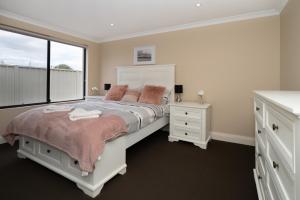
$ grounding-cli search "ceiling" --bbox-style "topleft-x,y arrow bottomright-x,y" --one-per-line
0,0 -> 287,43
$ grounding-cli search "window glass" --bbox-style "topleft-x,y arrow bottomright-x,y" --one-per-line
50,41 -> 84,102
0,30 -> 47,106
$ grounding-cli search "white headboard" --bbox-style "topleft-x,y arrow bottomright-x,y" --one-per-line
117,64 -> 175,102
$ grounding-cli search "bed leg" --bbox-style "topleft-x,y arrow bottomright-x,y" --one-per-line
17,151 -> 26,159
77,183 -> 103,198
118,167 -> 127,175
168,136 -> 179,142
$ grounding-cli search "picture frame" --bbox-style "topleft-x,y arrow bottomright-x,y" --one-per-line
133,46 -> 156,65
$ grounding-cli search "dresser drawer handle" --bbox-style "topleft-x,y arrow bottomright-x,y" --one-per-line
185,112 -> 188,115
47,149 -> 51,154
273,161 -> 279,169
257,153 -> 262,158
256,107 -> 260,111
74,160 -> 79,165
272,124 -> 279,131
258,175 -> 262,180
25,141 -> 30,145
257,130 -> 261,134
185,132 -> 188,136
185,122 -> 188,126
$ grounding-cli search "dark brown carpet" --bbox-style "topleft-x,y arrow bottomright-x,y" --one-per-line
0,131 -> 258,200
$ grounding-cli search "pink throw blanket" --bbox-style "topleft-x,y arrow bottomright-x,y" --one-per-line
3,108 -> 128,172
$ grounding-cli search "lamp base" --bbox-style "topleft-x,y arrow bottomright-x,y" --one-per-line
199,96 -> 204,104
176,94 -> 182,102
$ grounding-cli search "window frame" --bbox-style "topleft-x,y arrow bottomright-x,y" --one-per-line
0,28 -> 87,109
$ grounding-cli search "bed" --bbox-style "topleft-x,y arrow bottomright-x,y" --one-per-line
7,64 -> 175,198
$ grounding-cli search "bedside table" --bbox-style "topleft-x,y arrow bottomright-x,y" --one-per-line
168,102 -> 211,149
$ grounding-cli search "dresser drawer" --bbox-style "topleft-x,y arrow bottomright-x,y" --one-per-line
256,168 -> 266,200
257,155 -> 266,178
172,126 -> 200,140
171,106 -> 202,119
266,141 -> 294,200
265,170 -> 282,200
255,97 -> 265,126
38,143 -> 62,166
173,116 -> 201,129
266,105 -> 294,170
256,120 -> 266,150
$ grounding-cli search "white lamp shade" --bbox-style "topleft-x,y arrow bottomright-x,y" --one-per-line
198,90 -> 204,96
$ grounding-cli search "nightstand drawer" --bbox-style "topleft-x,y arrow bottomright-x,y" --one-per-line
173,117 -> 201,129
171,106 -> 202,119
173,126 -> 200,140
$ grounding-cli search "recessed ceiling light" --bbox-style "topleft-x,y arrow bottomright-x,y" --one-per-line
195,3 -> 201,7
110,23 -> 115,27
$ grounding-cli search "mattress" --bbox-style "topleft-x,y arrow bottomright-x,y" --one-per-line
84,98 -> 169,133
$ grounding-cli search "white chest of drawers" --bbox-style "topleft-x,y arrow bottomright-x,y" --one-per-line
254,91 -> 300,200
168,102 -> 211,149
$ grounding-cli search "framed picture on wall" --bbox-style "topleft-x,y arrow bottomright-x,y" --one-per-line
133,46 -> 156,65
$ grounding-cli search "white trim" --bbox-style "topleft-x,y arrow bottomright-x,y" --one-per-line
0,9 -> 99,43
0,136 -> 6,144
211,131 -> 255,146
99,9 -> 279,43
277,0 -> 289,13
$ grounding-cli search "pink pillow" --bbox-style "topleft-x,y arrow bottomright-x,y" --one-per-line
138,85 -> 166,105
121,89 -> 141,102
105,85 -> 128,101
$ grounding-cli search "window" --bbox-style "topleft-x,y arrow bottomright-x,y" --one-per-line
0,30 -> 48,107
0,29 -> 86,108
50,41 -> 84,102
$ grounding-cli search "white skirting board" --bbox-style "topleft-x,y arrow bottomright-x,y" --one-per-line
211,131 -> 255,146
0,136 -> 6,144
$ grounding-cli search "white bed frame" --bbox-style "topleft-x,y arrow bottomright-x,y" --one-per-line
17,64 -> 175,198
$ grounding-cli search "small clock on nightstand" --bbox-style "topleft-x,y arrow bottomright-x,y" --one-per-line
168,102 -> 211,149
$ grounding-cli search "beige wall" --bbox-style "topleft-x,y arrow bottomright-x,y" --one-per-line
99,16 -> 280,138
0,15 -> 281,139
0,16 -> 101,134
280,0 -> 300,90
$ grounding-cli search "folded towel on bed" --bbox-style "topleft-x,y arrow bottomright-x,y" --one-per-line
43,105 -> 73,113
69,108 -> 102,121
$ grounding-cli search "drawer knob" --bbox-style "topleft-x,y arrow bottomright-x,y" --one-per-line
256,107 -> 260,111
25,141 -> 30,145
185,122 -> 188,126
47,149 -> 51,153
258,153 -> 262,158
185,132 -> 188,136
258,175 -> 262,180
258,130 -> 261,134
74,160 -> 79,165
185,112 -> 188,115
272,124 -> 279,131
273,161 -> 279,169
